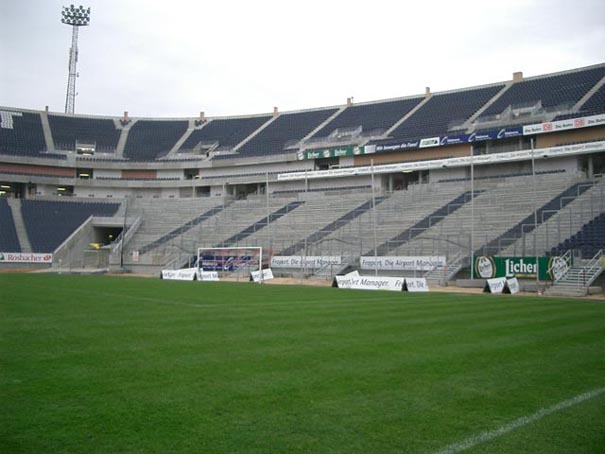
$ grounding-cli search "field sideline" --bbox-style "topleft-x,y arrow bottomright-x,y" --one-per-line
2,274 -> 604,453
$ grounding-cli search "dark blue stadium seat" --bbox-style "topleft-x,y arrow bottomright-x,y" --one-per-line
550,213 -> 605,258
311,97 -> 423,139
21,200 -> 120,253
481,66 -> 605,118
178,116 -> 271,153
0,110 -> 47,156
49,114 -> 120,152
388,85 -> 505,141
0,198 -> 21,252
123,120 -> 188,161
235,108 -> 339,157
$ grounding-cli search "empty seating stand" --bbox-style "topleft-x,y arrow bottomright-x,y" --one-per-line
387,84 -> 505,141
310,97 -> 423,139
279,197 -> 387,256
477,181 -> 595,256
235,108 -> 339,157
218,201 -> 305,246
49,114 -> 120,152
367,191 -> 480,256
178,116 -> 271,153
0,110 -> 47,157
21,200 -> 120,253
480,66 -> 605,118
123,120 -> 188,161
0,198 -> 21,252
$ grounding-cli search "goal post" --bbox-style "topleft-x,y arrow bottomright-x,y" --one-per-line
196,247 -> 263,282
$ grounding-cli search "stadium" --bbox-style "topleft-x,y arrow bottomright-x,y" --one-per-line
2,63 -> 605,295
2,4 -> 605,452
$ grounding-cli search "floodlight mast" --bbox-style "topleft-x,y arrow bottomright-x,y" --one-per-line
61,5 -> 91,114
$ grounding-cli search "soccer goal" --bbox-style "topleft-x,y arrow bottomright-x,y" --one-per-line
197,247 -> 263,281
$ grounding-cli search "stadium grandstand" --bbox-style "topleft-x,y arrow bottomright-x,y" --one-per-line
1,63 -> 605,295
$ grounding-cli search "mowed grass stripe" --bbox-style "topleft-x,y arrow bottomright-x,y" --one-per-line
2,274 -> 604,453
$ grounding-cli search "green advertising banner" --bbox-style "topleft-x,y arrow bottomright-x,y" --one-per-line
474,256 -> 571,281
299,146 -> 367,160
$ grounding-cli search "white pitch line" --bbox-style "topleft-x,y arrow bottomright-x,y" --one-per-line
434,387 -> 605,454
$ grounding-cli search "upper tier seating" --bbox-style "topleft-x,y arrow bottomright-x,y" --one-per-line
21,200 -> 120,253
123,120 -> 188,161
48,115 -> 120,152
578,84 -> 605,115
480,66 -> 605,118
0,198 -> 21,252
234,108 -> 339,157
387,85 -> 505,140
556,84 -> 605,119
310,97 -> 423,139
178,116 -> 271,153
0,110 -> 47,156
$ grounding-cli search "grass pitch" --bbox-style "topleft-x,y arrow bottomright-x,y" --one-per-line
2,274 -> 604,453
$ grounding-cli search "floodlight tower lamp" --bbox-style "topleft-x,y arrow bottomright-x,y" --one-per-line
61,5 -> 91,114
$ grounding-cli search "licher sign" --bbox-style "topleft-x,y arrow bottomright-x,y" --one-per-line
0,252 -> 53,264
474,256 -> 571,281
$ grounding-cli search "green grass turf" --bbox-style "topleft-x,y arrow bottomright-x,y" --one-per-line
1,274 -> 604,453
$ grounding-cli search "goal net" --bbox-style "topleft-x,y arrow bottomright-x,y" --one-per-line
197,247 -> 263,280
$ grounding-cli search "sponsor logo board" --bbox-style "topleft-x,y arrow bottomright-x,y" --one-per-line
404,278 -> 429,292
484,277 -> 507,293
271,256 -> 342,268
250,268 -> 274,283
161,268 -> 198,281
474,256 -> 572,281
334,272 -> 404,292
0,252 -> 53,264
360,256 -> 445,271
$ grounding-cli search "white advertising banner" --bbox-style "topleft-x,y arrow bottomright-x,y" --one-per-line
161,268 -> 198,281
360,256 -> 446,271
334,271 -> 404,292
523,113 -> 605,135
277,141 -> 605,181
270,256 -> 342,268
484,277 -> 507,294
199,271 -> 220,281
0,252 -> 53,264
404,278 -> 429,292
251,268 -> 274,283
505,277 -> 520,294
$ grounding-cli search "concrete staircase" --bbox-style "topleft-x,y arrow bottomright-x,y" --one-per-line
424,254 -> 468,286
545,250 -> 603,296
6,199 -> 32,252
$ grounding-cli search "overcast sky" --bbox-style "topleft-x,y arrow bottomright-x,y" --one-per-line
1,0 -> 604,118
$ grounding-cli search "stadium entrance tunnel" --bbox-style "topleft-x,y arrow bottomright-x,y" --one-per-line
92,226 -> 123,247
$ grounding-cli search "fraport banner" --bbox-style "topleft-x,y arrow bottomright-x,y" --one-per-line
298,145 -> 370,160
0,252 -> 53,264
161,268 -> 199,281
250,268 -> 274,283
332,271 -> 430,292
360,256 -> 446,271
333,271 -> 405,292
474,256 -> 570,281
483,277 -> 520,294
270,256 -> 342,269
161,269 -> 220,281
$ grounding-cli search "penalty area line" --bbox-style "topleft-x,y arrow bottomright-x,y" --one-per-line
434,387 -> 605,454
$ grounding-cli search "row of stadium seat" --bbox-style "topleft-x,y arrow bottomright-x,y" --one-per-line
3,65 -> 602,161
